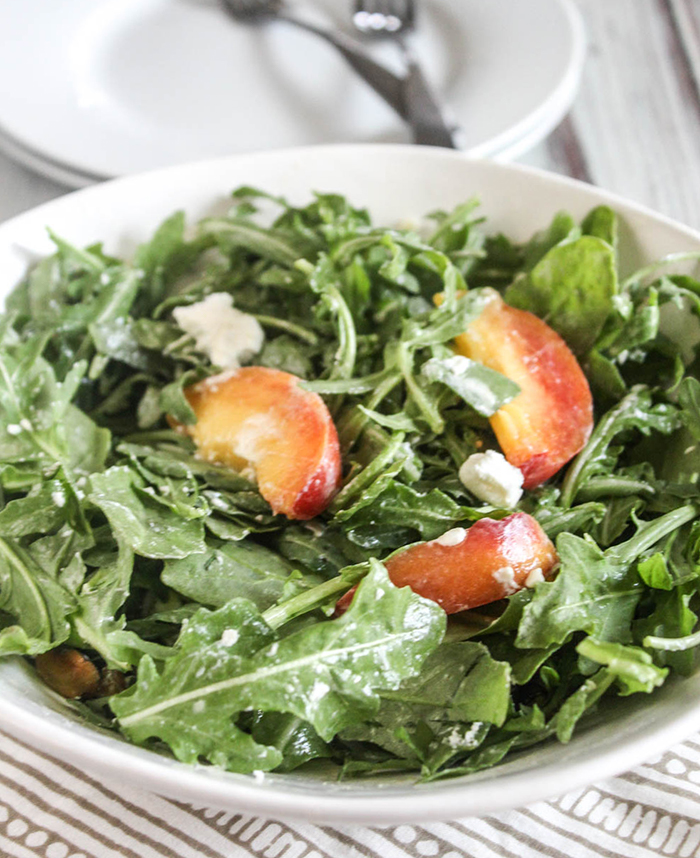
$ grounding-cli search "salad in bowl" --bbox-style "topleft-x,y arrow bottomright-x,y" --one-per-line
1,147 -> 700,821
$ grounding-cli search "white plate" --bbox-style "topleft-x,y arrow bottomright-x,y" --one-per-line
0,0 -> 585,184
1,145 -> 700,824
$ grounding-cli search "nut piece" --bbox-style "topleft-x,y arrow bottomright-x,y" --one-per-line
35,648 -> 100,699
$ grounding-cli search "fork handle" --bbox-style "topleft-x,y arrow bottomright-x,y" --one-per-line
279,13 -> 407,119
399,41 -> 461,149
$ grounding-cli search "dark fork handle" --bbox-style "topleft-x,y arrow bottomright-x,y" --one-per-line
399,40 -> 460,148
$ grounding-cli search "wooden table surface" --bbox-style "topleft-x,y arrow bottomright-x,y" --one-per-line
1,1 -> 699,232
524,0 -> 700,230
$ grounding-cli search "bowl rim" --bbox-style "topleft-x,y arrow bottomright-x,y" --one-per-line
2,143 -> 700,824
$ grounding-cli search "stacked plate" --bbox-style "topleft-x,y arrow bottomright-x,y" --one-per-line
0,0 -> 585,187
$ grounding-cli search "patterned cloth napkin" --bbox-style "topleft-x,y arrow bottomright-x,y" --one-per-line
2,730 -> 700,858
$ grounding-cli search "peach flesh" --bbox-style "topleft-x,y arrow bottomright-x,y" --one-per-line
336,513 -> 558,616
181,366 -> 341,520
455,292 -> 593,488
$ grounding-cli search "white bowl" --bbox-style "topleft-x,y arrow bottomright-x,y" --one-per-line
1,145 -> 700,824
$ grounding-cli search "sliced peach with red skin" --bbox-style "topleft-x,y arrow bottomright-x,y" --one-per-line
454,291 -> 593,488
336,513 -> 558,615
179,366 -> 341,520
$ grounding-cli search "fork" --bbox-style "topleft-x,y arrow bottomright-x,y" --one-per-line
352,0 -> 460,148
220,0 -> 407,119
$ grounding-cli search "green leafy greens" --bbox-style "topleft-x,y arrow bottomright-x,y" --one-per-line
1,189 -> 700,782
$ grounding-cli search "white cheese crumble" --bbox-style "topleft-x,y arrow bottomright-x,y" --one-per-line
434,527 -> 467,547
51,491 -> 66,508
172,292 -> 264,368
525,567 -> 545,588
220,628 -> 240,646
458,449 -> 523,508
445,722 -> 484,749
19,418 -> 33,432
493,565 -> 518,593
6,424 -> 21,436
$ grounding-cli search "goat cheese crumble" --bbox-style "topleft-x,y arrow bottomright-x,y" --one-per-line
173,292 -> 264,369
458,449 -> 523,508
433,527 -> 468,547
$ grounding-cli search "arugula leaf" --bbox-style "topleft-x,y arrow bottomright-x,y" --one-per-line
340,481 -> 491,546
341,641 -> 508,771
679,377 -> 700,440
249,712 -> 331,772
112,599 -> 283,771
506,235 -> 617,355
162,540 -> 315,611
113,561 -> 445,755
0,537 -> 75,654
561,386 -> 680,507
421,354 -> 520,417
582,205 -> 618,249
518,505 -> 699,650
380,641 -> 511,726
549,671 -> 614,742
89,467 -> 207,559
0,481 -> 68,537
516,534 -> 641,648
522,211 -> 578,271
637,553 -> 674,590
70,541 -> 137,669
202,218 -> 303,267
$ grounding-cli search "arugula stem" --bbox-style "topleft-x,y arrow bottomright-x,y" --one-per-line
336,371 -> 403,450
577,477 -> 654,501
561,387 -> 646,508
622,251 -> 700,289
427,198 -> 480,247
120,429 -> 186,445
396,344 -> 444,434
329,433 -> 406,514
162,333 -> 195,355
326,284 -> 357,381
302,368 -> 398,396
608,503 -> 699,566
261,569 -> 366,631
644,629 -> 700,651
252,315 -> 319,345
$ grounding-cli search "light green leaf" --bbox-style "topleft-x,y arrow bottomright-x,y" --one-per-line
577,638 -> 668,695
421,354 -> 520,417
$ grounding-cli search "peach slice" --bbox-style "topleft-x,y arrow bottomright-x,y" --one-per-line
336,513 -> 558,615
455,291 -> 593,488
180,367 -> 341,520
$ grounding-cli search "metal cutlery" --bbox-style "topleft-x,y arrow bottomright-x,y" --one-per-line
352,0 -> 460,148
220,0 -> 407,118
